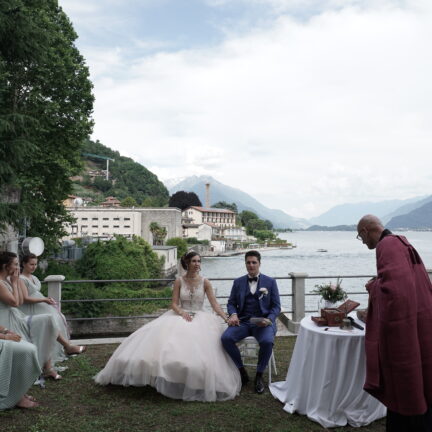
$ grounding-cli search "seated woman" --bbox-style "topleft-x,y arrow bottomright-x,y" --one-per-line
19,253 -> 85,361
0,252 -> 62,380
94,251 -> 241,402
0,326 -> 40,409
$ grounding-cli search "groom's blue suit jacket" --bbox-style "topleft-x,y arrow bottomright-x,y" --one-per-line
227,273 -> 281,333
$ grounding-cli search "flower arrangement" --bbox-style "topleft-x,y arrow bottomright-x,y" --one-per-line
312,278 -> 347,303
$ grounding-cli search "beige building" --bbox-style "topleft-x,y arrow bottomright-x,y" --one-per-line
182,206 -> 236,228
64,207 -> 182,245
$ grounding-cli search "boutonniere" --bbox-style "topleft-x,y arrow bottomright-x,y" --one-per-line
259,287 -> 268,300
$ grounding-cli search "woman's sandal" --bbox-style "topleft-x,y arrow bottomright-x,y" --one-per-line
43,367 -> 62,380
66,345 -> 87,356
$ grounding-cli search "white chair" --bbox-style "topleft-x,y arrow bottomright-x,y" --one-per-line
237,336 -> 278,383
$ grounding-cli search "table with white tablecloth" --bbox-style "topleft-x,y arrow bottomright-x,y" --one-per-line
270,315 -> 386,428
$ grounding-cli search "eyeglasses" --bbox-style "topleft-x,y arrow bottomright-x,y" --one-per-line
356,227 -> 366,241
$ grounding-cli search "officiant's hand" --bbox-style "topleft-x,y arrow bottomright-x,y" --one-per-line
227,314 -> 240,326
256,318 -> 271,327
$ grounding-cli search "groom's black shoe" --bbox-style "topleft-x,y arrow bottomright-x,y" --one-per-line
239,367 -> 249,386
254,373 -> 265,394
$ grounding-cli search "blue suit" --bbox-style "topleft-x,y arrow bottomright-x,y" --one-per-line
221,274 -> 281,373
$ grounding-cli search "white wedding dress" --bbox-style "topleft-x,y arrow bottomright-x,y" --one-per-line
94,276 -> 241,401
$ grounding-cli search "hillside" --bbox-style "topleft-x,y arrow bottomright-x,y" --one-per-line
73,140 -> 169,206
386,201 -> 432,229
382,195 -> 432,224
309,196 -> 425,226
167,175 -> 308,229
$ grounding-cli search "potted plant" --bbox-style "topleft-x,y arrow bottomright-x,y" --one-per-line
313,278 -> 347,309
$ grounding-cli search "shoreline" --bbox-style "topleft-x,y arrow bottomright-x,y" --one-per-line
201,247 -> 282,257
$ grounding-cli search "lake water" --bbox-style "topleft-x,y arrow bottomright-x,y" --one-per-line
202,231 -> 432,312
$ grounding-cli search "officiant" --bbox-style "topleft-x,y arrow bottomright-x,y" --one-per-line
357,215 -> 432,432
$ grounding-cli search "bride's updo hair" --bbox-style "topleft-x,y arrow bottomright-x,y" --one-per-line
180,251 -> 200,270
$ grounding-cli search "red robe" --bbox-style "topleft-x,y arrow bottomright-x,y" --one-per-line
365,234 -> 432,415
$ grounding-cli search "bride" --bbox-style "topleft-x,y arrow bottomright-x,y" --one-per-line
94,251 -> 241,401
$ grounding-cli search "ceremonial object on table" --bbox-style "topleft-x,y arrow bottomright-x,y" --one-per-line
311,299 -> 360,327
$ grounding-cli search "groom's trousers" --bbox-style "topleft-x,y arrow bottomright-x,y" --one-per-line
221,322 -> 274,373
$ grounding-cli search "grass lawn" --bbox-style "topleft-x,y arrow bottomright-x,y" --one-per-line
0,337 -> 385,432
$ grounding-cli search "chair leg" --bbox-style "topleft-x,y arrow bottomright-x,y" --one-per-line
272,351 -> 278,376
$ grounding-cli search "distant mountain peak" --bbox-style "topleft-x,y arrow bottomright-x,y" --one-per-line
165,175 -> 309,229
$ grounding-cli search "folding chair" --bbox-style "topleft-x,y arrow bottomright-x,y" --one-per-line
237,336 -> 277,383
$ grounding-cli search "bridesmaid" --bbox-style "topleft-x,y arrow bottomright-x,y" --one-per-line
0,326 -> 40,409
0,251 -> 61,380
19,253 -> 85,360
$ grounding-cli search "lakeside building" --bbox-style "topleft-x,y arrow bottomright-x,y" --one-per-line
182,206 -> 236,227
153,245 -> 177,277
64,207 -> 182,246
181,206 -> 249,247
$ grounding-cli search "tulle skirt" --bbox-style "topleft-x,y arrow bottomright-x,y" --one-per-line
94,310 -> 241,402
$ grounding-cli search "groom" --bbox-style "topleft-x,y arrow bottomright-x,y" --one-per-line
221,250 -> 281,394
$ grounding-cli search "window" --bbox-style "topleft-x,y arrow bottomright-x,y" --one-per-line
103,217 -> 109,221
103,225 -> 109,228
124,217 -> 130,221
92,225 -> 98,228
124,225 -> 131,228
92,217 -> 98,220
113,225 -> 120,228
81,225 -> 88,228
81,218 -> 88,221
113,217 -> 120,221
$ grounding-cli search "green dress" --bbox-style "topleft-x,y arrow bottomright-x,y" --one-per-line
0,280 -> 58,366
19,275 -> 69,363
0,339 -> 40,410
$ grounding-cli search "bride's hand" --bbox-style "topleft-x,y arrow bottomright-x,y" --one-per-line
181,312 -> 193,322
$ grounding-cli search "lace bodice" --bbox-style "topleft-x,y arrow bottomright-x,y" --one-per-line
179,276 -> 205,312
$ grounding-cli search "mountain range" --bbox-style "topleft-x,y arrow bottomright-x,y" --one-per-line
167,175 -> 309,229
166,175 -> 432,230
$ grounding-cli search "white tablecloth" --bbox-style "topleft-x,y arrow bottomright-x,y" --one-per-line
270,315 -> 386,428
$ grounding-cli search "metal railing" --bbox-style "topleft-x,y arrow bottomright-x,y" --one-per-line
44,270 -> 432,334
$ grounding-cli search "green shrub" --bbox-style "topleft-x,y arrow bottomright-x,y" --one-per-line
166,237 -> 188,258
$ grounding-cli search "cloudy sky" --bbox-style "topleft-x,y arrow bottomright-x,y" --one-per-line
60,0 -> 432,219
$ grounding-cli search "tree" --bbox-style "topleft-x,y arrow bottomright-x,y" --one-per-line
169,191 -> 202,211
0,1 -> 94,252
253,230 -> 276,242
166,237 -> 188,258
246,218 -> 269,235
76,236 -> 163,282
120,196 -> 138,207
149,222 -> 167,246
212,201 -> 238,213
239,210 -> 259,226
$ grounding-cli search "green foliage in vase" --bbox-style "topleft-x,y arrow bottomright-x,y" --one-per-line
0,0 -> 94,252
312,278 -> 347,302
